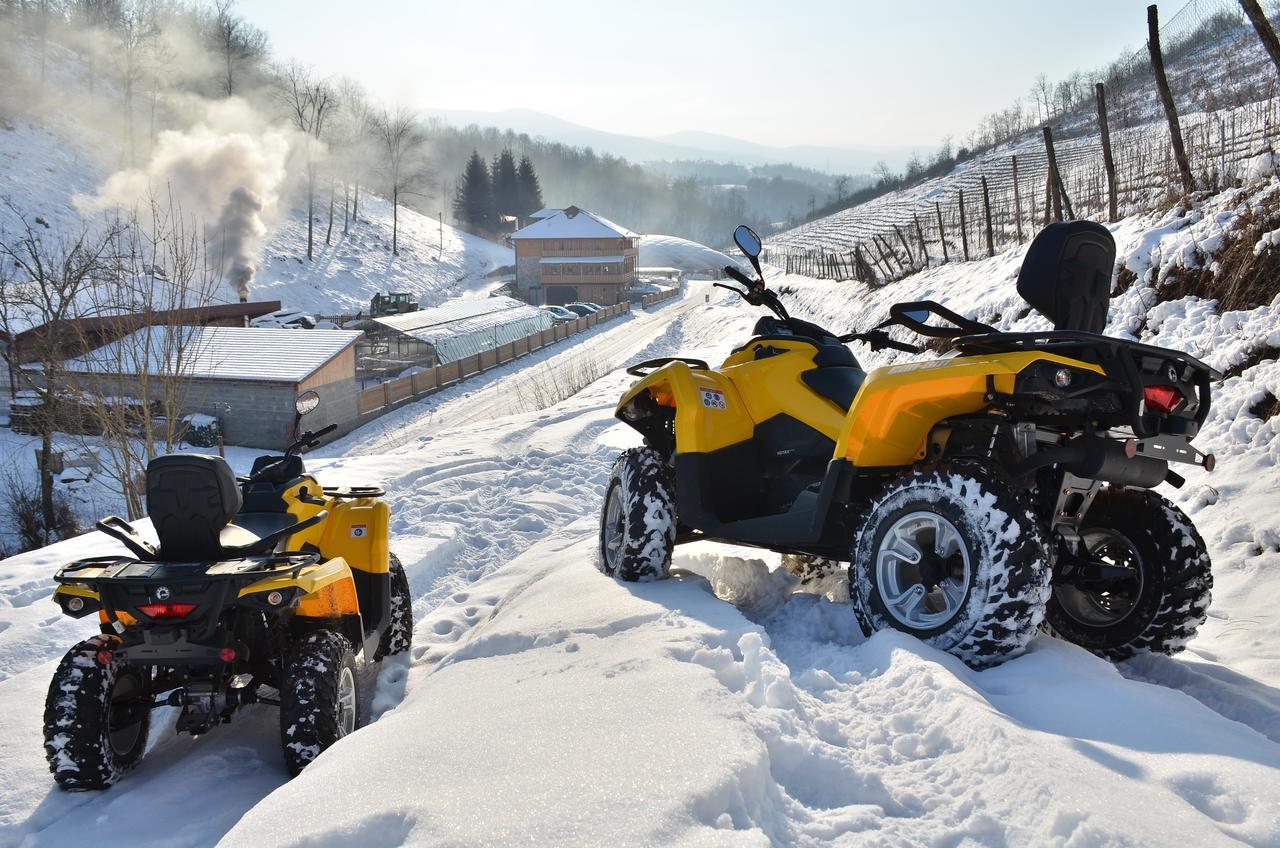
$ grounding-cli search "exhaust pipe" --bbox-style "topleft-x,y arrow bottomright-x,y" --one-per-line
1018,436 -> 1167,488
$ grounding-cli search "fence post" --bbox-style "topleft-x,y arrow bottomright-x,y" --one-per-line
1148,4 -> 1195,195
1241,0 -> 1280,85
958,189 -> 971,261
980,176 -> 995,258
913,213 -> 929,266
1095,83 -> 1119,222
1042,126 -> 1066,221
1011,155 -> 1025,242
893,224 -> 915,269
935,202 -> 949,263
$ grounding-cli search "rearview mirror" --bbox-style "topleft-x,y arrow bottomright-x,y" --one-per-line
295,390 -> 320,416
734,225 -> 762,259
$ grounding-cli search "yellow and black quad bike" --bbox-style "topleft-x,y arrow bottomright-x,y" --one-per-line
600,222 -> 1217,668
43,391 -> 413,789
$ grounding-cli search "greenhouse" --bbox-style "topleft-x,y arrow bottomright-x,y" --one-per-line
357,296 -> 553,383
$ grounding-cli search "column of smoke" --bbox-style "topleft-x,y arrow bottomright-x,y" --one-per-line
77,100 -> 292,304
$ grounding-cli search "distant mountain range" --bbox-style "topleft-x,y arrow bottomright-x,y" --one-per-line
425,109 -> 919,176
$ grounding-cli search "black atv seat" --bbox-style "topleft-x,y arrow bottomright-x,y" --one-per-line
1017,220 -> 1115,333
803,367 -> 865,411
146,454 -> 242,562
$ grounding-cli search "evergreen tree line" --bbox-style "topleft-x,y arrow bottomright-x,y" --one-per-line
452,148 -> 543,234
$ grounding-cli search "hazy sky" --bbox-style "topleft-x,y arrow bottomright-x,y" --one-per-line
239,0 -> 1161,151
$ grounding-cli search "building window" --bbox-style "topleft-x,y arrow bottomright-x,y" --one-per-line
544,265 -> 561,277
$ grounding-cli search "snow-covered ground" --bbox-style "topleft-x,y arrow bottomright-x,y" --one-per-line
2,167 -> 1280,844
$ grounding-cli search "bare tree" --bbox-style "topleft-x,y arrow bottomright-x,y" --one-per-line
212,0 -> 265,97
278,62 -> 335,261
372,105 -> 432,256
334,78 -> 374,232
78,197 -> 222,518
0,204 -> 120,542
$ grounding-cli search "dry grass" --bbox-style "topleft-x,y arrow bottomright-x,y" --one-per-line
512,357 -> 610,413
1249,391 -> 1280,423
1156,195 -> 1280,312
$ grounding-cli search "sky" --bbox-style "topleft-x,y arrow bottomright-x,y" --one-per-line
239,0 -> 1164,153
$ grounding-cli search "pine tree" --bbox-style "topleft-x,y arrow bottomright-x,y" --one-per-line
452,149 -> 492,233
491,148 -> 519,220
516,155 -> 543,218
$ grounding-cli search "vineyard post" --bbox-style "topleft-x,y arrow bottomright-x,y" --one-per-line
1042,126 -> 1064,222
913,213 -> 929,266
874,234 -> 901,275
1240,0 -> 1280,84
981,176 -> 995,257
1011,155 -> 1025,242
935,202 -> 949,263
1096,82 -> 1118,222
1148,4 -> 1195,195
958,189 -> 971,261
893,224 -> 915,268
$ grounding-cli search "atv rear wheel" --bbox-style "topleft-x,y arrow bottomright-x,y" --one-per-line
43,641 -> 151,790
374,552 -> 413,661
598,447 -> 676,582
280,630 -> 359,776
850,464 -> 1052,668
1045,489 -> 1212,660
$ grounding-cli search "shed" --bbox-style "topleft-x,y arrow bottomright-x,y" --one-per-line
358,296 -> 553,383
50,326 -> 364,449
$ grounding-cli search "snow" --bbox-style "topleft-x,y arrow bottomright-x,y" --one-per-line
639,233 -> 747,275
46,326 -> 363,383
509,205 -> 636,240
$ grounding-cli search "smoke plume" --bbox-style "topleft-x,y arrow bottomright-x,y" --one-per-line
77,99 -> 292,302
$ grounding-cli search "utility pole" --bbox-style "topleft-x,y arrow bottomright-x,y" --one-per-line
438,211 -> 443,260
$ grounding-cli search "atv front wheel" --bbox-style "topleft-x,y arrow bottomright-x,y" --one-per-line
280,630 -> 359,776
1045,489 -> 1212,660
850,465 -> 1052,668
374,552 -> 413,661
43,641 -> 151,790
598,447 -> 676,582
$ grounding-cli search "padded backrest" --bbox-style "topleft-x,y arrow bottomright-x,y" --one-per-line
146,454 -> 242,561
1016,221 -> 1115,333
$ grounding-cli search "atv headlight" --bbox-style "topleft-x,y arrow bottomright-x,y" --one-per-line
1053,368 -> 1073,388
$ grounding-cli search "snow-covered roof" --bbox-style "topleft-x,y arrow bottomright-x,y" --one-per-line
369,296 -> 554,364
509,206 -> 636,241
638,234 -> 745,274
52,326 -> 363,383
528,207 -> 561,220
540,255 -> 625,264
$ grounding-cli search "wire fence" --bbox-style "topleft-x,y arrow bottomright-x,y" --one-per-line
766,0 -> 1280,283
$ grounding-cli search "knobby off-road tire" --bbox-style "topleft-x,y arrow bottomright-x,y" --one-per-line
598,447 -> 676,582
43,641 -> 151,790
280,630 -> 359,776
850,464 -> 1053,668
1045,489 -> 1212,661
374,552 -> 413,661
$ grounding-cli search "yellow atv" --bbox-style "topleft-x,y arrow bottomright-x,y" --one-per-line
44,391 -> 413,788
601,222 -> 1216,667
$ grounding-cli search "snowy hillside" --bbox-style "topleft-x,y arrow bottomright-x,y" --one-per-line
2,161 -> 1280,844
0,117 -> 512,316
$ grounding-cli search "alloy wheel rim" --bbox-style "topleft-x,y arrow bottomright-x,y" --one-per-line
1055,528 -> 1145,627
874,511 -> 972,629
337,666 -> 357,737
603,485 -> 625,569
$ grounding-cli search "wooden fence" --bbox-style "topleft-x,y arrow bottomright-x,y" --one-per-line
355,301 -> 633,418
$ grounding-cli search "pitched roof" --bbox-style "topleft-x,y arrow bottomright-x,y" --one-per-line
509,206 -> 636,241
367,296 -> 553,364
370,296 -> 531,334
53,326 -> 363,383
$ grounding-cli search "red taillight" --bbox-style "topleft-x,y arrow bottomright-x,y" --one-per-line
219,647 -> 237,663
1143,384 -> 1183,415
136,602 -> 197,619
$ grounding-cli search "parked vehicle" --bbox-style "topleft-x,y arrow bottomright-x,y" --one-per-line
600,223 -> 1216,668
542,305 -> 577,323
564,303 -> 599,316
43,391 -> 414,788
370,292 -> 419,317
